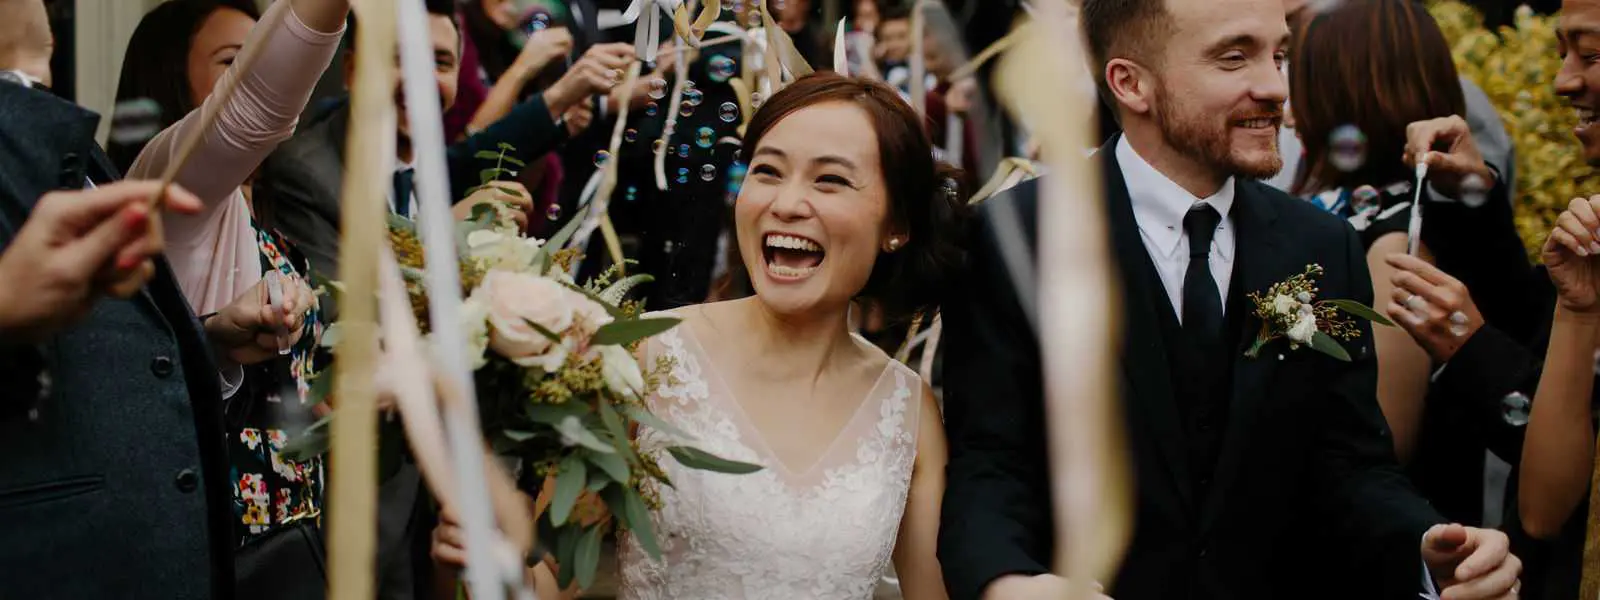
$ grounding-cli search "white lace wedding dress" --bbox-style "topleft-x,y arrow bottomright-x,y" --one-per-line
617,323 -> 923,599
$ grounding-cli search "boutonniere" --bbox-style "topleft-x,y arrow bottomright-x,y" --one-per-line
1245,264 -> 1394,361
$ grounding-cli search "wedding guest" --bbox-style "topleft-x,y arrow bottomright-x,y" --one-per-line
108,0 -> 261,174
1287,0 -> 1541,531
253,2 -> 629,290
117,0 -> 349,595
1514,197 -> 1600,599
0,0 -> 52,88
938,0 -> 1521,598
0,4 -> 315,598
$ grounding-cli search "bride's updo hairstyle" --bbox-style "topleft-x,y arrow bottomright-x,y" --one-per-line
738,72 -> 970,322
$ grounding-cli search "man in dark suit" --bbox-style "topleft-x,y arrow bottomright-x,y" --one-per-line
936,0 -> 1522,599
0,10 -> 230,594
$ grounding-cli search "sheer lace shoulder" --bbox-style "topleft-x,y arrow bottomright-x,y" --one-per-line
619,324 -> 923,599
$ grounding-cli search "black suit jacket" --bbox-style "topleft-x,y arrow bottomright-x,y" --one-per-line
938,137 -> 1444,600
0,83 -> 232,600
254,94 -> 565,294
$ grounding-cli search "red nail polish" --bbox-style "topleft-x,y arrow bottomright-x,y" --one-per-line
122,205 -> 149,230
116,254 -> 140,270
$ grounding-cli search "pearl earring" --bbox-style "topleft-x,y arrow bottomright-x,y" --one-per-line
886,238 -> 902,252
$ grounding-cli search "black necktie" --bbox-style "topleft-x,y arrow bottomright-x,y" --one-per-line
392,169 -> 414,218
1182,204 -> 1224,349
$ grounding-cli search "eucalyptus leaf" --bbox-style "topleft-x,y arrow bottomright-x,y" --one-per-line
667,446 -> 764,474
587,477 -> 611,493
474,150 -> 503,160
281,414 -> 334,461
586,447 -> 631,483
574,525 -> 602,590
622,487 -> 662,560
551,455 -> 587,526
553,521 -> 579,589
503,429 -> 537,442
468,202 -> 497,224
525,402 -> 590,426
497,142 -> 515,152
521,318 -> 564,344
1324,298 -> 1396,327
306,370 -> 336,406
1309,331 -> 1353,362
399,265 -> 426,282
386,212 -> 417,232
598,399 -> 642,466
501,155 -> 527,168
556,416 -> 618,454
592,317 -> 681,346
624,406 -> 695,442
480,167 -> 512,182
565,283 -> 627,320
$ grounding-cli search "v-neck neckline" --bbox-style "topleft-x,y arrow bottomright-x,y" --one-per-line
675,322 -> 895,480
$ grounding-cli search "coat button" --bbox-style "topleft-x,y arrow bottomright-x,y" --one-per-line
150,356 -> 175,378
174,468 -> 198,493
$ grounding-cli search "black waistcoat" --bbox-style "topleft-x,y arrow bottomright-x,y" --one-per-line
1143,261 -> 1247,498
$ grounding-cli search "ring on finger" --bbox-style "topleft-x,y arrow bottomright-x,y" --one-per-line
1405,294 -> 1427,313
1448,311 -> 1468,325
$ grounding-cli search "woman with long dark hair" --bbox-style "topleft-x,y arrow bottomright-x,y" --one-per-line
113,1 -> 348,594
1290,0 -> 1538,479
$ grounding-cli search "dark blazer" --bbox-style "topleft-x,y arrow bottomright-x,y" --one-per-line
254,93 -> 566,289
0,84 -> 233,599
937,136 -> 1444,600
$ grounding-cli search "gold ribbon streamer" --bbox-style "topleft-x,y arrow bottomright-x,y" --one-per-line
596,62 -> 645,275
968,157 -> 1041,205
329,0 -> 392,597
994,2 -> 1131,596
947,22 -> 1030,84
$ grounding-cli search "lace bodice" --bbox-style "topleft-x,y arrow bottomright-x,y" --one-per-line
618,323 -> 922,599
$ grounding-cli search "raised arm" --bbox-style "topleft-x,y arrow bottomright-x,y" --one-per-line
130,0 -> 344,312
894,380 -> 950,600
1518,197 -> 1600,539
1366,235 -> 1436,464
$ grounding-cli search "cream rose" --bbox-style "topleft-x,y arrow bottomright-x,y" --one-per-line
459,294 -> 492,370
466,229 -> 544,272
1287,314 -> 1318,344
481,270 -> 581,369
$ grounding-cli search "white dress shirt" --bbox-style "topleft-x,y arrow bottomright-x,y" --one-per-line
1116,136 -> 1236,322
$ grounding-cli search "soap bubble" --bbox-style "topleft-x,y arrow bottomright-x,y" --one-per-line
109,98 -> 163,146
1350,185 -> 1380,211
701,164 -> 718,181
696,127 -> 715,148
684,88 -> 704,107
625,186 -> 638,202
726,161 -> 748,194
678,144 -> 691,158
592,150 -> 611,167
652,139 -> 666,154
1501,392 -> 1531,426
526,13 -> 551,33
647,78 -> 668,100
644,102 -> 658,117
1328,124 -> 1367,172
719,102 -> 740,123
624,128 -> 638,143
679,102 -> 695,118
709,55 -> 738,82
545,203 -> 561,221
1459,173 -> 1489,208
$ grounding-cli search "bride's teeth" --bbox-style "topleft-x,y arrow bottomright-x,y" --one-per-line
764,234 -> 822,252
768,264 -> 819,277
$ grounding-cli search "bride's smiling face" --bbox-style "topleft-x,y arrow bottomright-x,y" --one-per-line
735,101 -> 895,316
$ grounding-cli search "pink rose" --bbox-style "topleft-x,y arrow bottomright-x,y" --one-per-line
481,270 -> 582,368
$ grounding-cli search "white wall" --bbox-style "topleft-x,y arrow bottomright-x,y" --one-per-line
76,0 -> 167,145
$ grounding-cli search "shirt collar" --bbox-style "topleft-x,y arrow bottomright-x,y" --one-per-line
1116,135 -> 1236,258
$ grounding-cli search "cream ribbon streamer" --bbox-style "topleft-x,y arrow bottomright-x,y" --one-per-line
994,2 -> 1132,596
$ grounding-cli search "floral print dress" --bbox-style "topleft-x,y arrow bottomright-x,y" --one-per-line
226,223 -> 326,547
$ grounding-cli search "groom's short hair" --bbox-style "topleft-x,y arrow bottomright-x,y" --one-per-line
1081,0 -> 1174,118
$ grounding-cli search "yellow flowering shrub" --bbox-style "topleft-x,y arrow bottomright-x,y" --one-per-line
1428,1 -> 1598,258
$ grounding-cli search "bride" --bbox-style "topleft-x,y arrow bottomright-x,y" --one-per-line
618,73 -> 964,599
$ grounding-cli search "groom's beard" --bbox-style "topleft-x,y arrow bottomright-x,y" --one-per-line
1154,84 -> 1284,180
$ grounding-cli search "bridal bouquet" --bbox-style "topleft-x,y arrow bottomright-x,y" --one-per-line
290,151 -> 760,589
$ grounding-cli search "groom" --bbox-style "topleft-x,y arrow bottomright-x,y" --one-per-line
937,0 -> 1522,599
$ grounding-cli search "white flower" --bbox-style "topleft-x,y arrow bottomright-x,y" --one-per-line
1296,291 -> 1312,303
1287,314 -> 1318,344
466,229 -> 545,272
460,294 -> 492,370
1297,302 -> 1315,319
1272,294 -> 1297,316
594,344 -> 645,399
